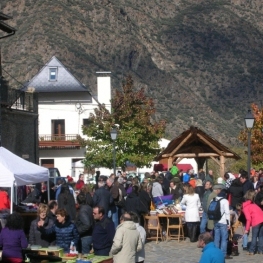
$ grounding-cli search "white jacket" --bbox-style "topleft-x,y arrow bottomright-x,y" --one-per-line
215,197 -> 230,227
180,193 -> 201,222
110,221 -> 142,263
152,182 -> 163,198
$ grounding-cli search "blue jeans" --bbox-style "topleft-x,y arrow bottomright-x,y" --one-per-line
214,222 -> 228,257
200,211 -> 208,233
108,205 -> 119,229
249,223 -> 263,253
81,235 -> 92,254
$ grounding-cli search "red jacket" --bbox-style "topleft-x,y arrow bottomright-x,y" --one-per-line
0,191 -> 10,209
75,180 -> 85,190
242,200 -> 263,231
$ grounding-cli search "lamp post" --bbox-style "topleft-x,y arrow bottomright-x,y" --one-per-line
110,127 -> 118,175
244,110 -> 255,178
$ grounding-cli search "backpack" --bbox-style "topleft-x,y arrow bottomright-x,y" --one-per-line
207,197 -> 224,220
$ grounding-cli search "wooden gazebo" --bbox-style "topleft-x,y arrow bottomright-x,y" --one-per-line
155,126 -> 241,177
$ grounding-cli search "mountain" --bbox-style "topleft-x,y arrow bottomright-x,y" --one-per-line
1,0 -> 263,145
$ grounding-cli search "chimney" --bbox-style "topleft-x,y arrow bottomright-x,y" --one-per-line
96,72 -> 111,113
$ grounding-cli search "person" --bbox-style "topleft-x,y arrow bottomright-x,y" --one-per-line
251,175 -> 260,190
204,170 -> 214,184
29,204 -> 55,247
95,170 -> 100,186
151,176 -> 164,198
92,206 -> 115,256
76,174 -> 85,190
197,232 -> 225,263
57,184 -> 76,221
183,170 -> 191,183
93,181 -> 113,215
125,185 -> 147,217
198,168 -> 206,183
211,184 -> 231,259
22,183 -> 42,204
79,184 -> 93,207
227,178 -> 243,210
168,180 -> 181,202
240,171 -> 254,196
40,181 -> 56,204
0,213 -> 28,263
75,192 -> 93,254
195,179 -> 204,200
0,187 -> 10,210
255,184 -> 263,210
180,184 -> 201,242
130,212 -> 146,263
242,189 -> 263,255
170,162 -> 179,177
159,173 -> 169,195
47,200 -> 58,221
110,212 -> 142,263
224,172 -> 235,189
55,182 -> 77,203
37,208 -> 79,253
107,177 -> 121,228
200,181 -> 213,233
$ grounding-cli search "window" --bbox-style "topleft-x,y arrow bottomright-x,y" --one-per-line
83,118 -> 92,127
49,68 -> 57,81
51,119 -> 65,136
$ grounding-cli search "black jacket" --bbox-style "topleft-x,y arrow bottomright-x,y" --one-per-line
255,191 -> 263,210
57,193 -> 76,221
138,190 -> 151,212
75,204 -> 93,237
242,180 -> 254,196
125,192 -> 147,215
228,185 -> 243,208
93,187 -> 113,214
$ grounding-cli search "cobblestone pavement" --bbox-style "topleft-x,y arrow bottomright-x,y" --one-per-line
144,237 -> 263,263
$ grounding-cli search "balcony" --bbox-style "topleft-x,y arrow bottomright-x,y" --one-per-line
39,134 -> 81,149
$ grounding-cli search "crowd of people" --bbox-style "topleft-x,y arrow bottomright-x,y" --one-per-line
0,166 -> 263,263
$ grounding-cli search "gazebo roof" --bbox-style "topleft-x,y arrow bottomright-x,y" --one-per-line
155,126 -> 240,162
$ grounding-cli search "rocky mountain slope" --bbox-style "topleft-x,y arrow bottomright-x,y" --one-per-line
1,0 -> 263,145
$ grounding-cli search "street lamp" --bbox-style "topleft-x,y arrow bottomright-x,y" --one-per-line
110,127 -> 118,175
244,110 -> 255,178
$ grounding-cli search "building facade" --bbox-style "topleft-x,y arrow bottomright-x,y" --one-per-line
23,56 -> 111,178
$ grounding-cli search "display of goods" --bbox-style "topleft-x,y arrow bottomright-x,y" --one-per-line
170,206 -> 178,214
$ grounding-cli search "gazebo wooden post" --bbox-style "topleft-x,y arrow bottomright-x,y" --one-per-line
168,157 -> 173,170
220,155 -> 225,178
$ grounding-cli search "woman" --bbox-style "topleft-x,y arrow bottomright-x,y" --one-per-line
57,184 -> 76,221
180,184 -> 201,242
38,208 -> 79,253
29,204 -> 55,247
169,180 -> 181,202
0,213 -> 28,263
139,182 -> 151,212
76,174 -> 85,191
79,184 -> 93,207
75,193 -> 93,254
242,190 -> 263,255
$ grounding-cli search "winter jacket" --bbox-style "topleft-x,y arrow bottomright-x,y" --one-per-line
57,193 -> 76,221
180,193 -> 201,222
75,204 -> 93,237
183,173 -> 190,183
199,242 -> 225,263
110,221 -> 142,263
228,184 -> 243,208
0,191 -> 10,209
0,228 -> 28,261
92,216 -> 115,251
151,182 -> 163,198
138,190 -> 151,212
255,190 -> 263,210
38,216 -> 79,253
201,189 -> 212,213
195,186 -> 205,201
29,216 -> 55,247
242,200 -> 263,231
93,187 -> 113,214
124,193 -> 147,215
242,180 -> 254,196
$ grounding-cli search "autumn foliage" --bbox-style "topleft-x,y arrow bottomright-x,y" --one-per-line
239,103 -> 263,165
81,75 -> 166,170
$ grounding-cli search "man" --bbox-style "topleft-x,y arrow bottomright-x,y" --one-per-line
204,170 -> 214,184
224,172 -> 235,189
198,168 -> 206,182
75,174 -> 85,190
197,232 -> 225,263
107,177 -> 120,229
47,200 -> 58,221
92,206 -> 115,256
200,181 -> 213,233
211,184 -> 231,259
93,181 -> 113,215
130,212 -> 146,263
240,171 -> 254,196
110,212 -> 142,263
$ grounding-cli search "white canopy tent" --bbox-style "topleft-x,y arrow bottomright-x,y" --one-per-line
0,147 -> 49,213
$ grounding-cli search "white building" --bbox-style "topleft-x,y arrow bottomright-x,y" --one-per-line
23,56 -> 111,179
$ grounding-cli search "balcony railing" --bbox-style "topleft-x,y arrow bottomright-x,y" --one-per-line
39,134 -> 81,149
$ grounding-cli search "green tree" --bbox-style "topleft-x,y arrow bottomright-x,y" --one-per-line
81,75 -> 166,170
